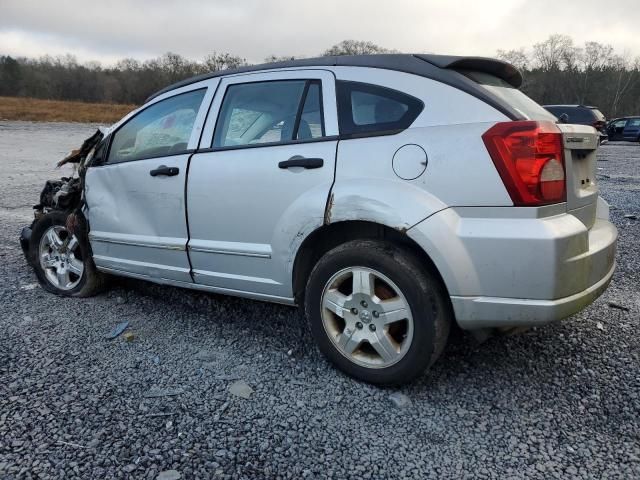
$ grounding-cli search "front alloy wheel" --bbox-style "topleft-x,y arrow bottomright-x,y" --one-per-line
28,211 -> 106,297
39,225 -> 84,290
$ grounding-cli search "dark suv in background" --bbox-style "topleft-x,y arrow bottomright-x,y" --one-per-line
606,117 -> 640,142
543,105 -> 607,142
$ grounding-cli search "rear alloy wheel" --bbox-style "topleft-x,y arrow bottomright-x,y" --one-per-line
305,240 -> 451,385
321,267 -> 414,369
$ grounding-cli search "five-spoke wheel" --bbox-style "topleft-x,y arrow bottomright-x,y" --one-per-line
29,211 -> 105,297
39,225 -> 84,290
321,267 -> 413,368
306,239 -> 451,385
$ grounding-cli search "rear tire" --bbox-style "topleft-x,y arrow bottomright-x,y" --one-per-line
28,211 -> 106,297
304,240 -> 451,385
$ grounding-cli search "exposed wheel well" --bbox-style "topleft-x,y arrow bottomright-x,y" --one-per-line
292,220 -> 449,305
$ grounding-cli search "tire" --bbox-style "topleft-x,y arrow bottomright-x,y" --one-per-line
28,211 -> 106,297
304,239 -> 451,385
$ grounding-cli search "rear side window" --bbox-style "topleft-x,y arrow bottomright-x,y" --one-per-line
628,118 -> 640,127
336,81 -> 423,137
108,89 -> 205,164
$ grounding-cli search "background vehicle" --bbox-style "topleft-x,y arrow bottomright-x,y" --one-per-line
543,104 -> 608,142
606,116 -> 640,142
21,54 -> 618,385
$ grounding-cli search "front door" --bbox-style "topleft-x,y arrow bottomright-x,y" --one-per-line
85,84 -> 214,282
609,119 -> 628,141
187,70 -> 339,300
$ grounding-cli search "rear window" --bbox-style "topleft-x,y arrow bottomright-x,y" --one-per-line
461,71 -> 556,121
544,106 -> 604,123
564,107 -> 596,123
336,81 -> 423,137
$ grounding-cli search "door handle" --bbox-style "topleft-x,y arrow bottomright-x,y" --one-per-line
150,165 -> 180,177
278,157 -> 324,169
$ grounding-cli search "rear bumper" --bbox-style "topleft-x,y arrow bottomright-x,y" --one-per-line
408,200 -> 617,329
449,261 -> 615,329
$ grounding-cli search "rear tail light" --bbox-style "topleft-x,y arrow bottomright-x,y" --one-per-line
482,121 -> 566,206
593,120 -> 606,130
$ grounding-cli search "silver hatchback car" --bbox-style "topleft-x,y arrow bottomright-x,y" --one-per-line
21,54 -> 618,384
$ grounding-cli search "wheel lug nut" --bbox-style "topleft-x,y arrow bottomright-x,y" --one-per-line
369,324 -> 376,332
351,308 -> 358,315
372,311 -> 379,318
361,300 -> 368,308
355,322 -> 363,330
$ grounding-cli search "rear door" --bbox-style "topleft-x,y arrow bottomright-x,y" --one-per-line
85,82 -> 215,282
623,118 -> 640,141
187,70 -> 338,300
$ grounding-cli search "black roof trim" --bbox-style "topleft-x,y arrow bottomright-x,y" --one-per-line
543,104 -> 599,109
145,54 -> 525,120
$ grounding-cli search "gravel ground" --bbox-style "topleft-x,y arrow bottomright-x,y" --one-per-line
1,121 -> 639,479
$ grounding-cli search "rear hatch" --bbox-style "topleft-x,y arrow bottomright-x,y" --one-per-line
461,70 -> 600,228
556,124 -> 599,228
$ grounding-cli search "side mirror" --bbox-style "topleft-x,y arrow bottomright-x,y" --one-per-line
558,113 -> 569,124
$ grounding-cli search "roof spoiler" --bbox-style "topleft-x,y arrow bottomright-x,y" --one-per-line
414,54 -> 523,88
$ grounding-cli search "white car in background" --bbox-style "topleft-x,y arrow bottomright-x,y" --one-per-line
21,54 -> 618,384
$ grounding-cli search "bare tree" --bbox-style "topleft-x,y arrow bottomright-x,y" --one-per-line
322,40 -> 396,56
263,55 -> 297,64
202,52 -> 246,72
578,42 -> 614,103
496,48 -> 529,72
532,34 -> 575,71
608,54 -> 640,116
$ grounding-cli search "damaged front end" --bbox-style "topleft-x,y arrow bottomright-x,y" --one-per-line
20,128 -> 106,262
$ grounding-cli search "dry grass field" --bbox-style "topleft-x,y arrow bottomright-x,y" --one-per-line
0,96 -> 136,123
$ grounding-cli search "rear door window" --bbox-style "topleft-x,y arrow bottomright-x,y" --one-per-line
108,89 -> 206,164
297,82 -> 325,140
213,80 -> 324,148
336,81 -> 423,137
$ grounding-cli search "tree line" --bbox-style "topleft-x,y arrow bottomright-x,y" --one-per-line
1,36 -> 639,117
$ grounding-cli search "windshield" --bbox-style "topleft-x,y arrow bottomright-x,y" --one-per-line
461,70 -> 556,121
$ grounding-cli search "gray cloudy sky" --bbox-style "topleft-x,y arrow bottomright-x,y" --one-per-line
1,0 -> 639,65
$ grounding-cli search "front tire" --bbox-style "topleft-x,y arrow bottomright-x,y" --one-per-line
28,211 -> 105,297
305,240 -> 451,385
